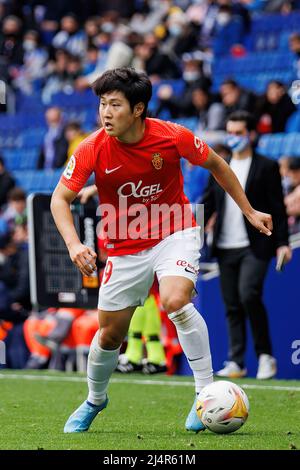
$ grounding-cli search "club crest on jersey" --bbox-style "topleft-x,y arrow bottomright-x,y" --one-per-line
152,152 -> 163,170
64,155 -> 76,179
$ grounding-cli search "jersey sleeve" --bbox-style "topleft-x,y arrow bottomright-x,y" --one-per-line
174,124 -> 209,166
60,142 -> 95,193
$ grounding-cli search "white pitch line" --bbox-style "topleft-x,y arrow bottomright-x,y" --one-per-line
0,373 -> 300,392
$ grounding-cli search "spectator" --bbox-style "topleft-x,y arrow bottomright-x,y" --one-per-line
278,155 -> 292,195
219,79 -> 256,128
42,49 -> 74,103
163,10 -> 200,59
37,107 -> 68,169
134,33 -> 181,81
212,4 -> 245,57
64,121 -> 89,162
1,187 -> 26,231
75,24 -> 136,90
202,111 -> 291,379
12,29 -> 48,95
0,156 -> 15,209
82,44 -> 100,76
84,17 -> 100,48
192,86 -> 224,132
0,15 -> 24,69
289,32 -> 300,79
52,14 -> 86,58
156,53 -> 211,118
0,217 -> 30,324
256,81 -> 296,134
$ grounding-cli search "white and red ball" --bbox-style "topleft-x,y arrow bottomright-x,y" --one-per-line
196,381 -> 249,434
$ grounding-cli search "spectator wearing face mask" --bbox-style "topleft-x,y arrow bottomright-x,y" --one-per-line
156,53 -> 211,118
12,30 -> 48,95
213,5 -> 245,57
163,11 -> 200,60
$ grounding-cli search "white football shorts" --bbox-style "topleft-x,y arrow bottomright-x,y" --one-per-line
98,227 -> 201,311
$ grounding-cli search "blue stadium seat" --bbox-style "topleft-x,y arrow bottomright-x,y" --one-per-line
285,112 -> 300,133
283,133 -> 300,156
3,148 -> 40,170
12,169 -> 62,194
257,134 -> 285,159
50,90 -> 98,108
257,133 -> 300,159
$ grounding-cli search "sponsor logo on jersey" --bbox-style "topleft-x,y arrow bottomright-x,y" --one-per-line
194,136 -> 205,155
117,180 -> 163,198
63,155 -> 76,179
105,165 -> 123,174
176,259 -> 198,275
152,152 -> 163,170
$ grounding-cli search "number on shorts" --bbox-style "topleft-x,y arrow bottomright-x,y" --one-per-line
103,260 -> 113,285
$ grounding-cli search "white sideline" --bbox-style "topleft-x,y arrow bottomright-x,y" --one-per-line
0,373 -> 300,392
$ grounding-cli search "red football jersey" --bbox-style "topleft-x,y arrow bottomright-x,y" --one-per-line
60,118 -> 209,256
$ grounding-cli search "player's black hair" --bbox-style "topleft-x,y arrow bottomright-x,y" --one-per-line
226,110 -> 256,132
92,67 -> 152,120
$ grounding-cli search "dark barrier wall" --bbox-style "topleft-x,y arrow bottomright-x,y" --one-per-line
178,247 -> 300,379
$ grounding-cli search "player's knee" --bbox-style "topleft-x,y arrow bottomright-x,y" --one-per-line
161,294 -> 190,314
98,327 -> 123,350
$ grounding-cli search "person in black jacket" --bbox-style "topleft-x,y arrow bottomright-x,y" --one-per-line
0,217 -> 30,323
37,107 -> 68,169
202,111 -> 292,379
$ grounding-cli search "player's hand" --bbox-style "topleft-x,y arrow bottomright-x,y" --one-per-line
78,185 -> 97,204
68,242 -> 97,276
276,245 -> 292,265
246,210 -> 273,236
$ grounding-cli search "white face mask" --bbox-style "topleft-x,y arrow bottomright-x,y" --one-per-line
101,22 -> 115,33
217,13 -> 231,26
183,71 -> 201,82
169,24 -> 183,37
23,40 -> 37,52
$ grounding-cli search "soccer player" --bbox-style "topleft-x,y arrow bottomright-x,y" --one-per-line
51,67 -> 273,433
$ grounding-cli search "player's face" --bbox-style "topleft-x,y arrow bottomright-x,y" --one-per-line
99,91 -> 138,138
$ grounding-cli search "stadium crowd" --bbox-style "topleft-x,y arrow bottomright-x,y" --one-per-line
0,0 -> 300,372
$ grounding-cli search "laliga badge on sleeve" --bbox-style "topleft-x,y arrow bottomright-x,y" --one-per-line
64,155 -> 76,179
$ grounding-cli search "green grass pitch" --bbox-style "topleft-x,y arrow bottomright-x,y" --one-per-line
0,370 -> 299,450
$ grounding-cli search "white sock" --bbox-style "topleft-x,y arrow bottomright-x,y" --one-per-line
87,330 -> 120,406
168,303 -> 213,394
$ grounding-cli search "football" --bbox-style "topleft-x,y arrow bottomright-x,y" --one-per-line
196,381 -> 249,434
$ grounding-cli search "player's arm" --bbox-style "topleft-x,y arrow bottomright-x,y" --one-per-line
51,182 -> 97,276
202,147 -> 273,236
